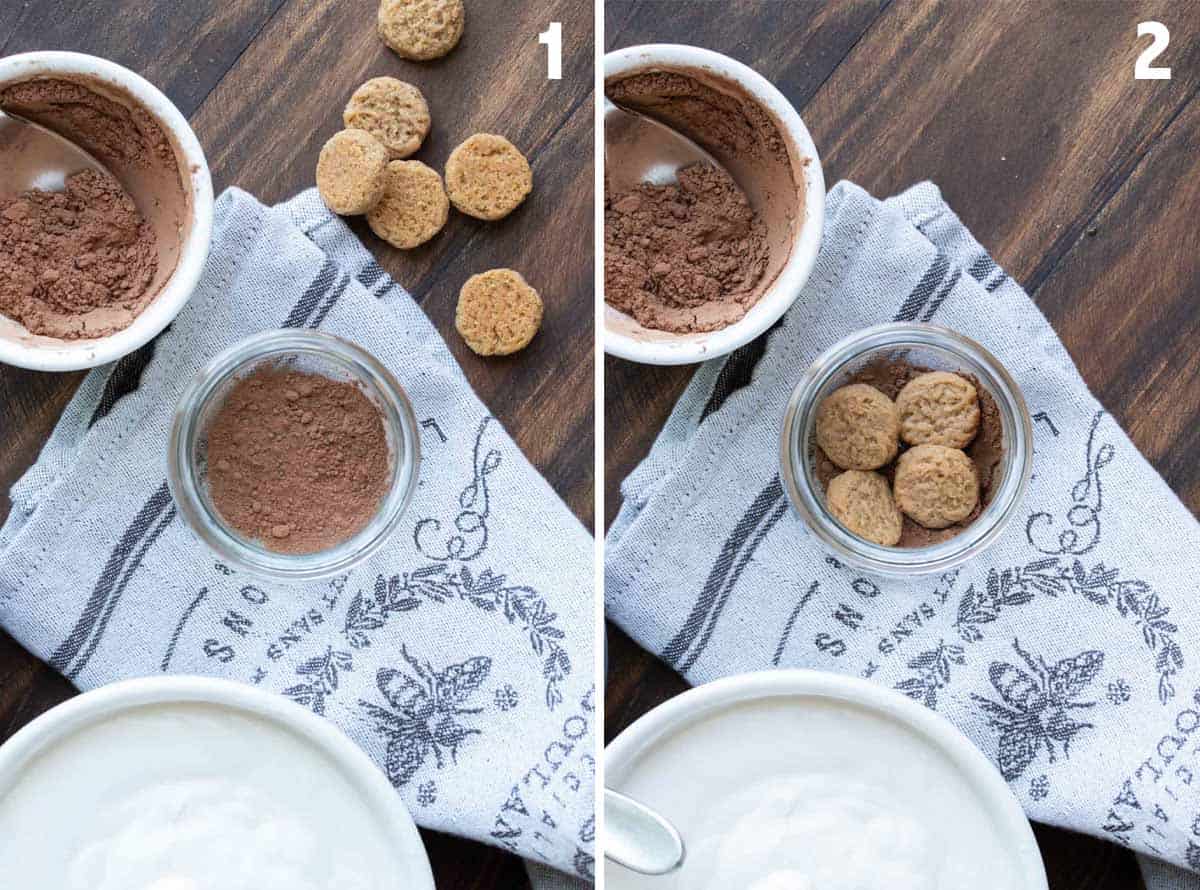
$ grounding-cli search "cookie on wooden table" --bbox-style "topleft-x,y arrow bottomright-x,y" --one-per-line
378,0 -> 465,61
344,77 -> 431,160
445,134 -> 533,221
367,160 -> 449,249
455,269 -> 543,356
316,129 -> 388,215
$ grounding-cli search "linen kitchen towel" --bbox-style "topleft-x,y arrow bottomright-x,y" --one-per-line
607,180 -> 1200,890
0,188 -> 595,886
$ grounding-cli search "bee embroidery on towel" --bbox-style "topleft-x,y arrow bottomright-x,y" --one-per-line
360,647 -> 492,787
971,638 -> 1105,781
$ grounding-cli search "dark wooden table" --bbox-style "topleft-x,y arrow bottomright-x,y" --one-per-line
0,1 -> 593,886
604,2 -> 1200,888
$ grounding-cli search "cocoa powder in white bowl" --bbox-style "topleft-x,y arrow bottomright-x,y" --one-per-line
603,45 -> 825,366
0,51 -> 213,371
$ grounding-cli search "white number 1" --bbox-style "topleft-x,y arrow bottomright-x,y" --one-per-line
1135,22 -> 1171,80
540,22 -> 562,80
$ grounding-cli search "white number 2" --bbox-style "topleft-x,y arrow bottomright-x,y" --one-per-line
1135,21 -> 1171,80
540,22 -> 563,80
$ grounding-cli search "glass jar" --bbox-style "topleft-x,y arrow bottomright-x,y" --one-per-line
168,330 -> 420,581
780,323 -> 1032,576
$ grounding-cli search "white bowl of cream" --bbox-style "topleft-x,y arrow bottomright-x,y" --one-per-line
605,670 -> 1047,890
0,676 -> 434,890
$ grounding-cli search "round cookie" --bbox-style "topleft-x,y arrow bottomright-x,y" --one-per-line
367,160 -> 449,249
377,0 -> 464,61
896,371 -> 981,448
445,134 -> 533,221
316,129 -> 388,215
455,269 -> 543,356
826,470 -> 903,547
894,444 -> 979,529
344,77 -> 431,159
815,383 -> 900,471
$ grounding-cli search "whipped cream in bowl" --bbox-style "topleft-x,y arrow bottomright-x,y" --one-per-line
0,676 -> 434,890
605,670 -> 1047,890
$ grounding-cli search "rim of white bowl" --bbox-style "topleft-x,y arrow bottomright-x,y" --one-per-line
0,51 -> 214,372
603,44 -> 825,366
605,669 -> 1049,889
0,675 -> 435,888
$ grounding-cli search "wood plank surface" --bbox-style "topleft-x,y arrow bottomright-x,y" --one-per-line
189,0 -> 596,522
0,2 -> 594,886
604,2 -> 1200,888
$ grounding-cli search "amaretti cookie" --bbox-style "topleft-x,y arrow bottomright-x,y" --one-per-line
896,370 -> 981,448
344,77 -> 431,160
893,444 -> 979,529
445,134 -> 533,221
378,0 -> 465,61
455,269 -> 543,356
367,160 -> 449,249
815,383 -> 900,471
316,129 -> 388,215
826,470 -> 903,547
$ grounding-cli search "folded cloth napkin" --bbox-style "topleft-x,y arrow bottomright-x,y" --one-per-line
607,180 -> 1200,890
0,188 -> 594,886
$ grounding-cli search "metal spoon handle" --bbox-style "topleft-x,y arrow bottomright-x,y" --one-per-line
604,788 -> 685,876
0,110 -> 110,199
602,95 -> 721,192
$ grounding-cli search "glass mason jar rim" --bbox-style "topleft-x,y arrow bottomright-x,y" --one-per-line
168,329 -> 420,581
779,322 -> 1033,576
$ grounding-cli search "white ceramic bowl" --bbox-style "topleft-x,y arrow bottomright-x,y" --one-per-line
0,676 -> 435,887
603,45 -> 825,365
0,51 -> 213,371
605,670 -> 1048,888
